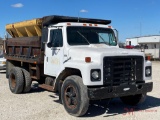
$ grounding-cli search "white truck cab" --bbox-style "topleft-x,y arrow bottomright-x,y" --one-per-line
44,22 -> 152,85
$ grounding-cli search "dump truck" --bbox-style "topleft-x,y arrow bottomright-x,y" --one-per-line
4,15 -> 153,116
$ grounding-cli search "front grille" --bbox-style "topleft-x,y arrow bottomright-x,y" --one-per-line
103,56 -> 143,86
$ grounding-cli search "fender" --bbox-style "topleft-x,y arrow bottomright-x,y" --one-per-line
53,60 -> 103,91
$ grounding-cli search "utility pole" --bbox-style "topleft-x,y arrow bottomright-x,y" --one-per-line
78,12 -> 80,22
140,22 -> 142,37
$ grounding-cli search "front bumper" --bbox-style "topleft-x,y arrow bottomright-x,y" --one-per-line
88,82 -> 153,100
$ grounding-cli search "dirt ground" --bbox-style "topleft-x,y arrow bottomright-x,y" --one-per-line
0,61 -> 160,120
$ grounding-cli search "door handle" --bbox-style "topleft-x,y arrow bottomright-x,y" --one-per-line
51,48 -> 60,50
46,57 -> 48,62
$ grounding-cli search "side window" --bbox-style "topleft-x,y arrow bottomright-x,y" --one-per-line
50,29 -> 63,47
98,33 -> 116,45
99,33 -> 109,43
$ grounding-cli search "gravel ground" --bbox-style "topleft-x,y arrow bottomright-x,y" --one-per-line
0,62 -> 160,120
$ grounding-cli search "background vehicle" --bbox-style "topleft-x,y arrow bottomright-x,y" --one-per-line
4,15 -> 153,116
0,52 -> 6,70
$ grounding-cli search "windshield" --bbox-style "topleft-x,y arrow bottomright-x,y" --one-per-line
67,26 -> 117,46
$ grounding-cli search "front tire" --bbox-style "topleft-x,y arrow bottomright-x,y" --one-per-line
120,93 -> 147,106
9,67 -> 24,94
61,75 -> 89,117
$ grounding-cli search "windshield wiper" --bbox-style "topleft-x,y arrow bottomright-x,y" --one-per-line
94,32 -> 109,45
77,31 -> 90,44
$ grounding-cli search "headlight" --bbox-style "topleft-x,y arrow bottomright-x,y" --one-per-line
92,71 -> 99,79
91,69 -> 101,81
145,66 -> 152,77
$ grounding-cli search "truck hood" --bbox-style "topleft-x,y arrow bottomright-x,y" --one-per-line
68,44 -> 144,63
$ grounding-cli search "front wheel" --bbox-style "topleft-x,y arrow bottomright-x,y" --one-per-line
120,93 -> 147,106
61,75 -> 89,117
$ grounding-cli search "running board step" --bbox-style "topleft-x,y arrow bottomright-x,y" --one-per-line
39,84 -> 54,92
30,67 -> 36,70
31,76 -> 38,80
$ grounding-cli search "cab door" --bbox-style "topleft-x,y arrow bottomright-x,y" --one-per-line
44,28 -> 64,76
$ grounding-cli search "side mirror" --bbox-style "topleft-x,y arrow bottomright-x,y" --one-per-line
113,29 -> 118,42
47,42 -> 52,48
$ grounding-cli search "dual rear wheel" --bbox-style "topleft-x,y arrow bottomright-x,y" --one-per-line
9,67 -> 32,94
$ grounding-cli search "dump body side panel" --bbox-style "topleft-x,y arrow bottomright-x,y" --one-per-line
4,36 -> 44,64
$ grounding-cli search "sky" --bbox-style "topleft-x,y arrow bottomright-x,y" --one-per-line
0,0 -> 160,42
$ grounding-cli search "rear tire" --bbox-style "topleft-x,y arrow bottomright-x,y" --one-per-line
22,68 -> 32,93
9,67 -> 24,94
120,93 -> 147,106
61,75 -> 89,117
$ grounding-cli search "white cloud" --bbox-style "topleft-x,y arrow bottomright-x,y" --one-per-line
80,9 -> 88,13
11,3 -> 24,8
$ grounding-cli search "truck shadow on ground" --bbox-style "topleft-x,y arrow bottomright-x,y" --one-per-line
83,95 -> 160,117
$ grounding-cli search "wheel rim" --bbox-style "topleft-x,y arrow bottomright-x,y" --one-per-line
64,84 -> 78,109
10,73 -> 16,88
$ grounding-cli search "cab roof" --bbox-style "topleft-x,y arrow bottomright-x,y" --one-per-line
42,15 -> 111,27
